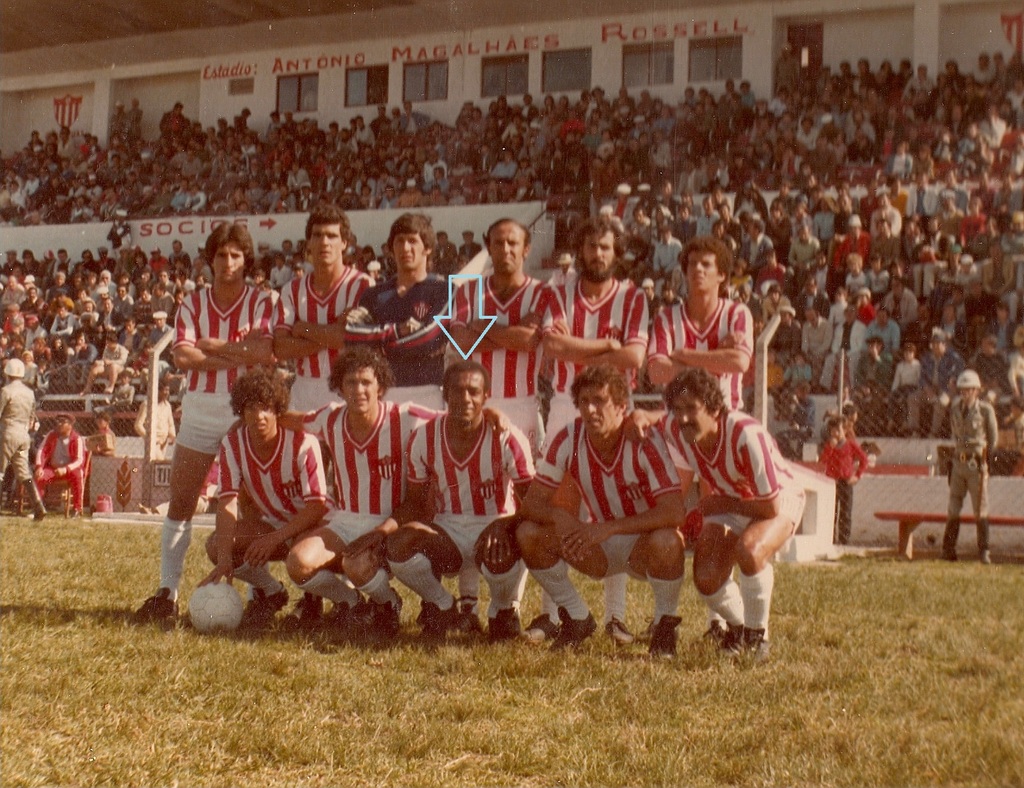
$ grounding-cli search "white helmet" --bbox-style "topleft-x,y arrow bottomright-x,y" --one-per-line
4,358 -> 25,378
956,369 -> 981,389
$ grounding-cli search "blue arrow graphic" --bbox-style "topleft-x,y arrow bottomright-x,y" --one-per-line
433,274 -> 497,360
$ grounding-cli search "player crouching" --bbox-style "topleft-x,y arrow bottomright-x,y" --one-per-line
199,368 -> 331,630
662,368 -> 805,660
516,365 -> 687,658
386,361 -> 536,641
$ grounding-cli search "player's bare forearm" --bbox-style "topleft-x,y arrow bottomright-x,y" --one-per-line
589,344 -> 644,371
519,482 -> 560,526
668,346 -> 750,375
483,322 -> 541,352
391,482 -> 431,526
450,324 -> 499,353
606,491 -> 687,535
293,320 -> 348,350
700,493 -> 780,520
272,333 -> 321,361
217,336 -> 276,365
277,411 -> 309,432
542,333 -> 619,364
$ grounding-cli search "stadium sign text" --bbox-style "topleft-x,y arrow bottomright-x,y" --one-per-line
272,54 -> 366,73
601,17 -> 750,42
392,34 -> 560,62
202,62 -> 257,80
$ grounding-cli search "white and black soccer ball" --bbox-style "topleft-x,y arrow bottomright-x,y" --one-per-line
188,583 -> 243,633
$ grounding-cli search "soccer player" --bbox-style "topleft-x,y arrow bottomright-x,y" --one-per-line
515,365 -> 686,657
272,204 -> 371,413
448,217 -> 547,453
538,215 -> 649,643
199,368 -> 331,629
647,235 -> 753,408
346,212 -> 449,409
134,224 -> 275,623
386,360 -> 536,641
281,348 -> 436,638
660,367 -> 806,659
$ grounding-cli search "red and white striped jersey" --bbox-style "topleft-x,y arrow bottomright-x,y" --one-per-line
541,279 -> 649,393
535,419 -> 679,523
218,425 -> 329,529
451,275 -> 547,398
273,267 -> 370,379
303,400 -> 436,516
648,299 -> 753,411
407,416 -> 535,518
174,285 -> 273,394
662,410 -> 798,501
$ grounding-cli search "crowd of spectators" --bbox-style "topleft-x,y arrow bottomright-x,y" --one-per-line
3,50 -> 1024,444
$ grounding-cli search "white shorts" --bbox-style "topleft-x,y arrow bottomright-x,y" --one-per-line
290,375 -> 337,415
706,488 -> 807,537
175,391 -> 234,455
601,533 -> 643,579
435,514 -> 491,570
546,393 -> 577,441
384,384 -> 443,411
488,395 -> 544,456
324,510 -> 385,544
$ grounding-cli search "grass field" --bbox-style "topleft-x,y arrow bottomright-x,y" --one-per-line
2,516 -> 1023,788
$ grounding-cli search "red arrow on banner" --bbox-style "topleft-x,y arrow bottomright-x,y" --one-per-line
259,217 -> 277,229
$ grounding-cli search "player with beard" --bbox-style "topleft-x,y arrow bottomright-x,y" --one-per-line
534,216 -> 649,645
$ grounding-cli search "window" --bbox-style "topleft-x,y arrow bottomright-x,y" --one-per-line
622,42 -> 674,88
277,73 -> 318,113
229,78 -> 254,96
481,55 -> 528,98
404,61 -> 448,102
542,49 -> 592,94
346,65 -> 389,107
688,36 -> 743,82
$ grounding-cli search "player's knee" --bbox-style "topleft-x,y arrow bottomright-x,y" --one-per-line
285,548 -> 315,584
385,526 -> 419,563
692,563 -> 723,596
514,520 -> 544,556
645,527 -> 685,572
342,552 -> 379,587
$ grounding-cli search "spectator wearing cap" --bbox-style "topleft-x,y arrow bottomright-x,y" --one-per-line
395,178 -> 423,208
34,414 -> 87,517
907,329 -> 966,437
770,302 -> 802,364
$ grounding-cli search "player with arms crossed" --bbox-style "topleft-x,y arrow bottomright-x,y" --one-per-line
537,216 -> 650,644
272,204 -> 371,413
281,348 -> 436,638
199,368 -> 331,628
515,365 -> 687,657
135,224 -> 275,623
386,360 -> 536,641
448,217 -> 547,454
660,367 -> 805,659
346,212 -> 449,409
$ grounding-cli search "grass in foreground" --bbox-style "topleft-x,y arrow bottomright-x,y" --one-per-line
2,517 -> 1023,788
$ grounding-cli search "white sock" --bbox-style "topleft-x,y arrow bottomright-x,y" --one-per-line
390,553 -> 453,610
699,576 -> 744,627
232,563 -> 283,594
300,570 -> 359,607
158,518 -> 192,600
530,561 -> 588,621
457,562 -> 480,613
603,572 -> 628,625
357,569 -> 400,608
648,575 -> 683,622
481,560 -> 527,618
539,589 -> 559,624
738,563 -> 774,633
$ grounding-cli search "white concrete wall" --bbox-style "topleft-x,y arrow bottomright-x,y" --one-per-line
820,7 -> 914,72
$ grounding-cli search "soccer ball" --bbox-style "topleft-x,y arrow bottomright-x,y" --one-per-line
188,583 -> 244,633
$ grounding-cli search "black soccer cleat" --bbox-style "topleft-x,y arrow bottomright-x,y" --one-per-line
522,614 -> 560,644
488,608 -> 522,642
648,615 -> 682,659
605,617 -> 634,646
703,619 -> 728,646
741,626 -> 770,662
239,588 -> 289,630
550,607 -> 596,650
417,600 -> 460,638
133,587 -> 178,624
282,592 -> 324,632
719,622 -> 746,656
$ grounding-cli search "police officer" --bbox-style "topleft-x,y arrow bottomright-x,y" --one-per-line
0,359 -> 46,520
942,369 -> 998,563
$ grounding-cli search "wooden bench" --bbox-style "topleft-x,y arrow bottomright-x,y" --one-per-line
874,511 -> 1024,560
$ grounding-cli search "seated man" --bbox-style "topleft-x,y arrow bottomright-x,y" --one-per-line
34,414 -> 88,518
198,368 -> 331,629
85,410 -> 116,457
516,364 -> 687,657
387,360 -> 535,641
280,347 -> 436,638
659,367 -> 806,659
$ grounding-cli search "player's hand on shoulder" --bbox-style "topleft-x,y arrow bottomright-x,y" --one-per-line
625,409 -> 660,442
345,306 -> 371,326
343,529 -> 385,560
483,407 -> 510,433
